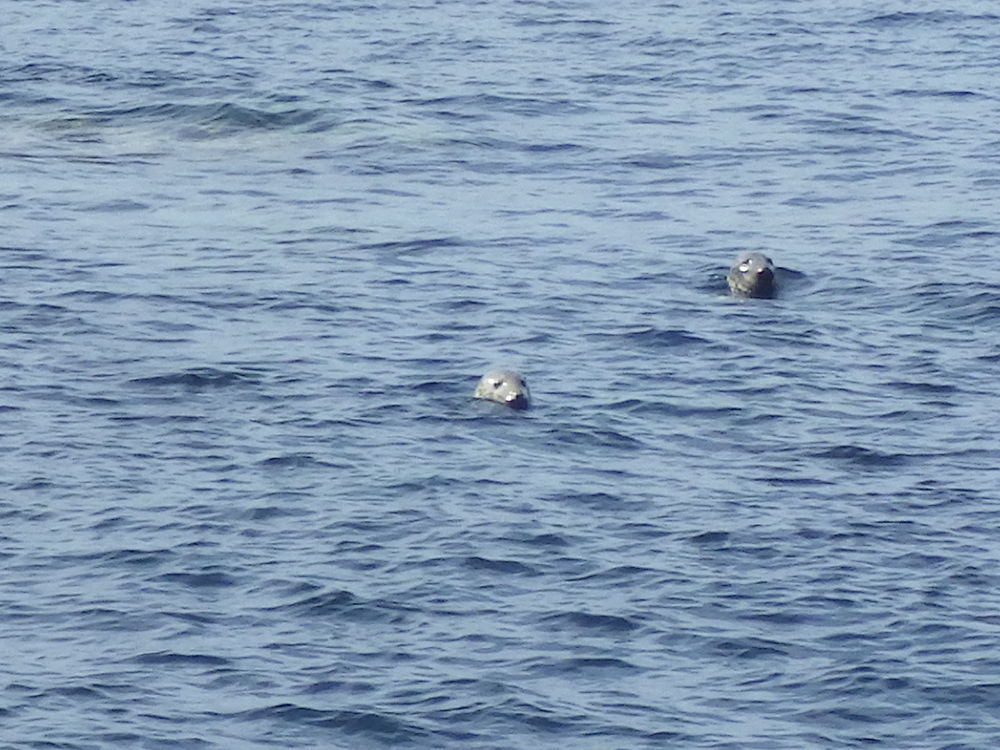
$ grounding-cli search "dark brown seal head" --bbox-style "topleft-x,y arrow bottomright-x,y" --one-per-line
727,252 -> 776,299
473,369 -> 530,410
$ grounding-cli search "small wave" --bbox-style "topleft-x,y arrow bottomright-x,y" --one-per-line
499,532 -> 571,548
883,380 -> 959,395
127,367 -> 263,390
529,656 -> 640,676
354,236 -> 463,258
860,10 -> 1000,28
541,490 -> 632,510
235,703 -> 430,744
901,283 -> 1000,324
257,453 -> 349,470
410,92 -> 590,119
604,398 -> 740,418
79,101 -> 327,137
543,425 -> 646,450
99,547 -> 176,567
893,88 -> 986,99
708,636 -> 791,659
462,556 -> 540,576
613,327 -> 710,349
571,564 -> 659,583
540,611 -> 641,634
276,589 -> 419,623
155,571 -> 238,589
689,530 -> 730,545
808,444 -> 911,467
133,651 -> 230,667
78,199 -> 149,213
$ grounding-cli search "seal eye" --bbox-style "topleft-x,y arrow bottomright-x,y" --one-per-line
739,261 -> 751,273
492,380 -> 503,389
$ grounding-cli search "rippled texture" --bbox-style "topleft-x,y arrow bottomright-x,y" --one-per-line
3,1 -> 1000,748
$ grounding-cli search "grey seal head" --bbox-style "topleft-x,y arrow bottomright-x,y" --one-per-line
727,252 -> 776,299
473,369 -> 530,410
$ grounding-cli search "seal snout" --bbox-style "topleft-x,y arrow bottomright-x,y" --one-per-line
754,264 -> 775,293
504,392 -> 530,410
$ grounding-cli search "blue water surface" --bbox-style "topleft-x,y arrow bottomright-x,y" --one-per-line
2,1 -> 1000,748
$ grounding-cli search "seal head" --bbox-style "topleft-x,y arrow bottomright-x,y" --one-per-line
727,252 -> 776,299
473,369 -> 530,410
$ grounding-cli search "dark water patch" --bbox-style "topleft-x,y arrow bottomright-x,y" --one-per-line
500,532 -> 571,548
883,380 -> 959,395
107,413 -> 203,425
860,11 -> 1000,28
155,570 -> 238,589
762,475 -> 838,488
571,564 -> 660,583
410,378 -> 455,395
542,425 -> 645,451
896,220 -> 999,250
800,113 -> 925,143
133,651 -> 231,668
3,61 -> 95,84
251,578 -> 324,601
604,326 -> 711,349
604,398 -> 740,419
807,444 -> 912,468
50,547 -> 175,569
744,608 -> 814,627
77,101 -> 326,136
886,552 -> 949,570
625,152 -> 694,171
164,610 -> 216,627
259,295 -> 341,314
709,636 -> 791,660
920,681 -> 1000,708
893,88 -> 987,99
384,475 -> 466,494
532,656 -> 639,677
353,236 -> 463,259
277,589 -> 419,624
77,199 -> 148,213
901,283 -> 1000,324
257,453 -> 349,470
235,702 -> 431,744
462,556 -> 539,576
300,679 -> 377,696
409,92 -> 591,119
36,685 -> 107,702
540,491 -> 630,511
127,367 -> 264,390
689,530 -> 730,545
242,502 -> 312,521
520,141 -> 586,154
101,548 -> 176,568
540,611 -> 641,635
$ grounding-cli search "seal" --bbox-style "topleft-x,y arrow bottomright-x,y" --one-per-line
473,369 -> 530,410
727,252 -> 776,299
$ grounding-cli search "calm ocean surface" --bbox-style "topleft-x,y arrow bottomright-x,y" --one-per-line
3,1 -> 1000,748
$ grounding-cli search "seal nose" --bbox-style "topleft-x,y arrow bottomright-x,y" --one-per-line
505,393 -> 529,410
